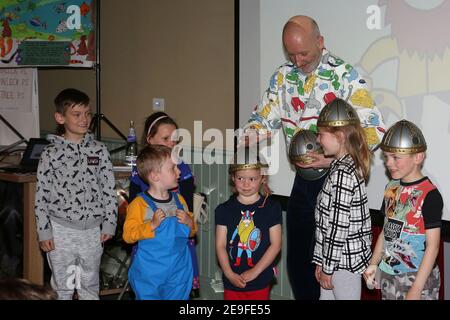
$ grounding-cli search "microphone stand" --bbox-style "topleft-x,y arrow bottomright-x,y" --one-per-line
89,0 -> 127,155
0,114 -> 28,154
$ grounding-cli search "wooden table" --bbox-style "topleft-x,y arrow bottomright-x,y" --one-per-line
0,172 -> 42,284
0,170 -> 130,285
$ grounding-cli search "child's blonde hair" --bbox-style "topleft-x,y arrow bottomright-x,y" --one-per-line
136,145 -> 173,184
317,98 -> 372,182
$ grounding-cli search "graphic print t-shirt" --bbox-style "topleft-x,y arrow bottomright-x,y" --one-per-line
379,177 -> 442,275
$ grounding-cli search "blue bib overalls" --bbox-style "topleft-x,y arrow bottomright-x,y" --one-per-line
128,192 -> 193,300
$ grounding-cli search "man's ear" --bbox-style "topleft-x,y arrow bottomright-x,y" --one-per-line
54,112 -> 65,125
317,35 -> 324,50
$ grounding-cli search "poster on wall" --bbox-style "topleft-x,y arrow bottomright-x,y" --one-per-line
0,68 -> 39,147
0,0 -> 96,68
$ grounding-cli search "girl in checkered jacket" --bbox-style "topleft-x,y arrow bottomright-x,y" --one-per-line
312,99 -> 373,300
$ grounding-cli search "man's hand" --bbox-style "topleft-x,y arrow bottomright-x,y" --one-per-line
295,151 -> 333,169
39,239 -> 55,252
237,128 -> 271,147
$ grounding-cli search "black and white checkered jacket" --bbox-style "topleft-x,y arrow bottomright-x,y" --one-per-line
313,154 -> 372,275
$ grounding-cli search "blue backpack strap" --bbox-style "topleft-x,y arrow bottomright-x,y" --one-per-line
139,192 -> 159,212
171,191 -> 185,210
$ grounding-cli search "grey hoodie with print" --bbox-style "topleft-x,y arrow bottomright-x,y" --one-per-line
34,133 -> 117,241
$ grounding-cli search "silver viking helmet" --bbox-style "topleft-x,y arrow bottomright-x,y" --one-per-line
317,98 -> 359,127
288,130 -> 329,181
229,145 -> 269,174
289,129 -> 322,164
380,120 -> 427,154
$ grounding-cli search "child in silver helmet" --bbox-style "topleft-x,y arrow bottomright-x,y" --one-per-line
313,98 -> 373,300
364,120 -> 443,300
215,146 -> 282,300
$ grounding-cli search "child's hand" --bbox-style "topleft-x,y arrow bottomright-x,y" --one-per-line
100,233 -> 112,245
315,265 -> 322,283
39,239 -> 55,252
226,272 -> 246,288
241,268 -> 258,283
363,264 -> 378,290
176,209 -> 193,230
319,271 -> 334,290
151,208 -> 166,229
405,287 -> 422,300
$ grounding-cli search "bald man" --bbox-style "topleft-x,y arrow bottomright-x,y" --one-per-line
243,16 -> 385,300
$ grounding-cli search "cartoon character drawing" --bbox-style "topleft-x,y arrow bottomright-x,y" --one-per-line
29,17 -> 47,29
304,88 -> 321,114
56,19 -> 68,33
359,1 -> 450,123
358,3 -> 450,216
384,185 -> 400,218
0,18 -> 13,58
384,185 -> 423,233
77,35 -> 88,55
80,2 -> 90,17
388,238 -> 418,270
229,210 -> 261,267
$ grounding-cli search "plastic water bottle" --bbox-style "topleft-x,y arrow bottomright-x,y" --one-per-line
125,120 -> 138,167
72,287 -> 79,300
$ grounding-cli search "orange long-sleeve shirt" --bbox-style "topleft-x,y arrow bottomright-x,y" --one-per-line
123,193 -> 197,244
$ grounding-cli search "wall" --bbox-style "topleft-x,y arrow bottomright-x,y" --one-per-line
38,0 -> 235,142
238,0 -> 259,127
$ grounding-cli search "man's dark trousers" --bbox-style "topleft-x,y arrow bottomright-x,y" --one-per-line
286,173 -> 326,300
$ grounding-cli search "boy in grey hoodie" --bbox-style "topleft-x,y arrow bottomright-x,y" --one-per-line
34,88 -> 117,300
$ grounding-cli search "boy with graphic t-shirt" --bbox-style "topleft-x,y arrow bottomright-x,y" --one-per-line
364,120 -> 443,300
